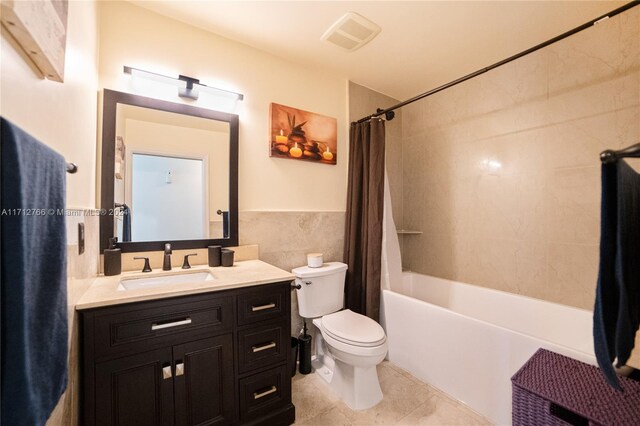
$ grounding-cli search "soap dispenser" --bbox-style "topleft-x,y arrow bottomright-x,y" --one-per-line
104,237 -> 122,276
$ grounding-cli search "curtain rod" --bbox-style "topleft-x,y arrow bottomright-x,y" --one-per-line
354,0 -> 640,125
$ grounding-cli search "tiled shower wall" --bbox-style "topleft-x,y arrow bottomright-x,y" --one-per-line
401,7 -> 640,310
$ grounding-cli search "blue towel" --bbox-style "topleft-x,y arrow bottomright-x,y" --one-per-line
594,160 -> 640,390
1,117 -> 68,424
116,203 -> 131,241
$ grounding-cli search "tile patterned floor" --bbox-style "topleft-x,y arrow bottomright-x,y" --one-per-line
292,361 -> 493,425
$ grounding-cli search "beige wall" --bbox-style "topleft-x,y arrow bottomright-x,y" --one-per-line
1,2 -> 100,424
97,1 -> 348,213
0,1 -> 99,209
401,7 -> 640,310
96,2 -> 350,336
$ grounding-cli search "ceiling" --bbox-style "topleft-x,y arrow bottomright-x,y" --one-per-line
130,1 -> 627,100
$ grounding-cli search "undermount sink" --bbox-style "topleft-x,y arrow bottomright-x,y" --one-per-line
117,270 -> 215,291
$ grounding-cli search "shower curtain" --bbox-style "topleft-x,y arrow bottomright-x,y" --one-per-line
344,119 -> 386,321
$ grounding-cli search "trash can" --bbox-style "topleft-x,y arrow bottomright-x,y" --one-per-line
291,337 -> 299,377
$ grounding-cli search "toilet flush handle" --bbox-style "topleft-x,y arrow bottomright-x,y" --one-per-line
303,280 -> 312,285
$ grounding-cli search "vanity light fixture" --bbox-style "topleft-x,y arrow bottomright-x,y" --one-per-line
123,66 -> 244,101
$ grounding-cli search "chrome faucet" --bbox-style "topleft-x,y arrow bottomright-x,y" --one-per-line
163,243 -> 172,271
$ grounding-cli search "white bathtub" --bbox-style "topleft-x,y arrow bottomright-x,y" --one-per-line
380,272 -> 595,425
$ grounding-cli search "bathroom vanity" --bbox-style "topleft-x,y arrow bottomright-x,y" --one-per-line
83,88 -> 298,424
77,261 -> 296,425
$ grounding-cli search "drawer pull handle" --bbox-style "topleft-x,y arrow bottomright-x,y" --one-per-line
162,365 -> 172,380
175,362 -> 184,377
253,386 -> 277,400
151,318 -> 192,331
251,303 -> 276,312
252,342 -> 276,353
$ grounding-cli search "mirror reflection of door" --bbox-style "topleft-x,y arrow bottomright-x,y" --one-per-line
113,104 -> 230,243
132,153 -> 207,241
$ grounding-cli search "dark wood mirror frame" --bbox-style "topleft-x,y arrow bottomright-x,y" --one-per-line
100,89 -> 239,253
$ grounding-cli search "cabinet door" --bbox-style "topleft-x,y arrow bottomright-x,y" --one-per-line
95,347 -> 174,426
173,335 -> 235,426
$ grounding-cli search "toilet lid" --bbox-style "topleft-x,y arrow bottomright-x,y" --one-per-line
321,309 -> 386,347
292,262 -> 347,278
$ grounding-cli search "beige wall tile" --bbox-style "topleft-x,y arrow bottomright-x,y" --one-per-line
401,7 -> 640,312
544,167 -> 600,245
48,211 -> 100,425
240,211 -> 345,334
544,242 -> 599,309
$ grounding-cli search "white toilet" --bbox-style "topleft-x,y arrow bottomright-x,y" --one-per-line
293,262 -> 388,410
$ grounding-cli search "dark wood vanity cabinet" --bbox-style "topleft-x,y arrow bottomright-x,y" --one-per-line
80,281 -> 295,426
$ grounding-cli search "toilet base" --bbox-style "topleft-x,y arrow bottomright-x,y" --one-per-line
312,337 -> 384,410
312,355 -> 334,383
332,359 -> 383,410
311,318 -> 387,410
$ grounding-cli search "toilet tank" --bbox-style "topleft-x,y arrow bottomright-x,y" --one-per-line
292,262 -> 348,319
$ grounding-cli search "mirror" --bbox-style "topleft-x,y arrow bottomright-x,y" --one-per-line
100,89 -> 238,252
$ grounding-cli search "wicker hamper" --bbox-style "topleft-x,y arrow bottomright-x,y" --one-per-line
511,349 -> 640,426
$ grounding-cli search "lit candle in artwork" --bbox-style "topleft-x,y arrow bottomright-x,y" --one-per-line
290,142 -> 302,158
275,129 -> 288,144
322,146 -> 334,161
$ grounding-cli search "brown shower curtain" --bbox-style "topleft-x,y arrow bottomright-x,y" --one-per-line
344,118 -> 386,322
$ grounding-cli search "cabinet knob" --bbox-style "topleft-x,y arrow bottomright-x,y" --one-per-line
162,365 -> 172,380
175,362 -> 184,377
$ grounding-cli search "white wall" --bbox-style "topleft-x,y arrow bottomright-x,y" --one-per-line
0,1 -> 99,209
124,118 -> 229,211
98,1 -> 349,212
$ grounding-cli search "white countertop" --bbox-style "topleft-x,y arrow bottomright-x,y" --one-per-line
75,259 -> 295,310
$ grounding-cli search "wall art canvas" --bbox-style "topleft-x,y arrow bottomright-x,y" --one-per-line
269,103 -> 337,165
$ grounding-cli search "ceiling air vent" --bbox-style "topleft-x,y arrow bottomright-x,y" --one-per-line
321,12 -> 381,52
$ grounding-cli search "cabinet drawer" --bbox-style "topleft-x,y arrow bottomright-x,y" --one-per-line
237,284 -> 288,326
239,365 -> 290,422
92,294 -> 233,360
238,323 -> 287,373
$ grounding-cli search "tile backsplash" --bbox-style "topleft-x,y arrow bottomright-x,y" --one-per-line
47,211 -> 100,425
240,211 -> 345,335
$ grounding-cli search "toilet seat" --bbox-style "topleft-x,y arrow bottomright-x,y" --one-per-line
321,327 -> 388,359
321,309 -> 386,347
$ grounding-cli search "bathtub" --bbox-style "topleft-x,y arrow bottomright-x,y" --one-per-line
380,272 -> 595,425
